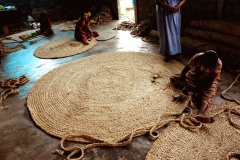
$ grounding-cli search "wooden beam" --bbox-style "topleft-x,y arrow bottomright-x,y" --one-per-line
217,0 -> 224,20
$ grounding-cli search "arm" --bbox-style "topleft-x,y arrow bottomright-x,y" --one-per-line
78,21 -> 91,36
43,18 -> 52,35
23,18 -> 37,23
181,65 -> 190,80
86,20 -> 93,36
181,65 -> 190,95
156,0 -> 186,13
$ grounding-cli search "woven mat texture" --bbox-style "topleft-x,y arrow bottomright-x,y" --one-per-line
146,101 -> 240,160
27,52 -> 189,143
59,24 -> 75,31
34,37 -> 96,59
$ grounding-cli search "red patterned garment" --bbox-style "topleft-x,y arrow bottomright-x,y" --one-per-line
170,52 -> 222,107
187,52 -> 222,106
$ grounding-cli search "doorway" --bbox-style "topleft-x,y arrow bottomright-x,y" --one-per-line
119,0 -> 135,22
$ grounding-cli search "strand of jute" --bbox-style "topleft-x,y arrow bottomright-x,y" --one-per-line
221,73 -> 240,105
227,109 -> 240,129
1,38 -> 26,57
54,128 -> 151,160
226,152 -> 240,160
150,105 -> 240,139
0,88 -> 19,105
0,75 -> 29,110
0,75 -> 29,88
54,109 -> 206,160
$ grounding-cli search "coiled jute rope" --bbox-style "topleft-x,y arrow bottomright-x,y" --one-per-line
221,73 -> 240,105
0,75 -> 29,111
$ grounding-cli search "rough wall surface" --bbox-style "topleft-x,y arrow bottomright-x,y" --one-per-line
135,0 -> 239,31
9,0 -> 118,20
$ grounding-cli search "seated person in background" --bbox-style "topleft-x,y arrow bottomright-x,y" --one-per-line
27,14 -> 40,29
170,50 -> 222,123
19,12 -> 53,41
74,11 -> 99,45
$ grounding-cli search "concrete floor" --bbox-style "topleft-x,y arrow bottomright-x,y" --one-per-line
0,19 -> 240,160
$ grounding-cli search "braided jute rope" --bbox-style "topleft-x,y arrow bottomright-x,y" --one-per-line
0,75 -> 29,109
146,102 -> 240,160
1,38 -> 26,57
221,73 -> 240,105
27,52 -> 193,159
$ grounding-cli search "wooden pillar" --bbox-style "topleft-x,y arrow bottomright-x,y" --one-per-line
217,0 -> 224,20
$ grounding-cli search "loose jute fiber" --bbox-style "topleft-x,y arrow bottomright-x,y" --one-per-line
33,37 -> 96,59
146,101 -> 240,160
27,52 -> 190,159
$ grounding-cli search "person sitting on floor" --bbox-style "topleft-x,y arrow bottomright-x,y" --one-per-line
74,11 -> 99,45
19,12 -> 53,41
170,50 -> 222,123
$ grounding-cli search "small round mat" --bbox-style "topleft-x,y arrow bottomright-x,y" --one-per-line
27,52 -> 188,143
34,37 -> 96,59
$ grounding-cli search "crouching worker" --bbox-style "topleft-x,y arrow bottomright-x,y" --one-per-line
74,11 -> 99,45
19,12 -> 54,41
170,50 -> 222,123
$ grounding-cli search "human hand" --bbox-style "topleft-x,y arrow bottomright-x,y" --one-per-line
169,6 -> 179,13
182,85 -> 188,95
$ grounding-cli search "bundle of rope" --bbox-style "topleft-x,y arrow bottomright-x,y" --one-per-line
117,21 -> 136,31
91,5 -> 113,25
0,38 -> 26,58
0,75 -> 29,111
221,73 -> 240,105
130,18 -> 152,37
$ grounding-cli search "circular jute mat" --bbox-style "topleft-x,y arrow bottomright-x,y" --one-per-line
146,101 -> 240,160
27,52 -> 190,157
33,37 -> 96,59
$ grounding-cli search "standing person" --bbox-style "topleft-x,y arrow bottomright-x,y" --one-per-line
170,50 -> 222,123
74,12 -> 99,45
155,0 -> 186,61
19,12 -> 54,41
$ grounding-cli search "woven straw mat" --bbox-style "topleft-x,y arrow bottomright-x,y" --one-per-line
33,37 -> 96,59
59,24 -> 75,31
146,101 -> 240,160
27,52 -> 189,143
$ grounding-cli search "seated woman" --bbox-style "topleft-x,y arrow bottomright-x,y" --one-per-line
19,12 -> 54,41
74,12 -> 99,45
170,50 -> 222,123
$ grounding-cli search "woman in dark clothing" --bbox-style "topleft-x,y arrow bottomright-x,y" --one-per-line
19,12 -> 53,41
74,12 -> 99,45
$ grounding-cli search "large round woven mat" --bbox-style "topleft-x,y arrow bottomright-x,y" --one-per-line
34,37 -> 96,59
27,52 -> 189,143
146,102 -> 240,160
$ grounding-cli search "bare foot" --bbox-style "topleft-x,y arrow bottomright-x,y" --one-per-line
19,36 -> 27,42
83,38 -> 89,45
194,114 -> 214,123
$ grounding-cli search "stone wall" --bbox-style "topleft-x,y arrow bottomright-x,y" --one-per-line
135,0 -> 156,23
135,0 -> 240,29
4,0 -> 240,24
8,0 -> 118,20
